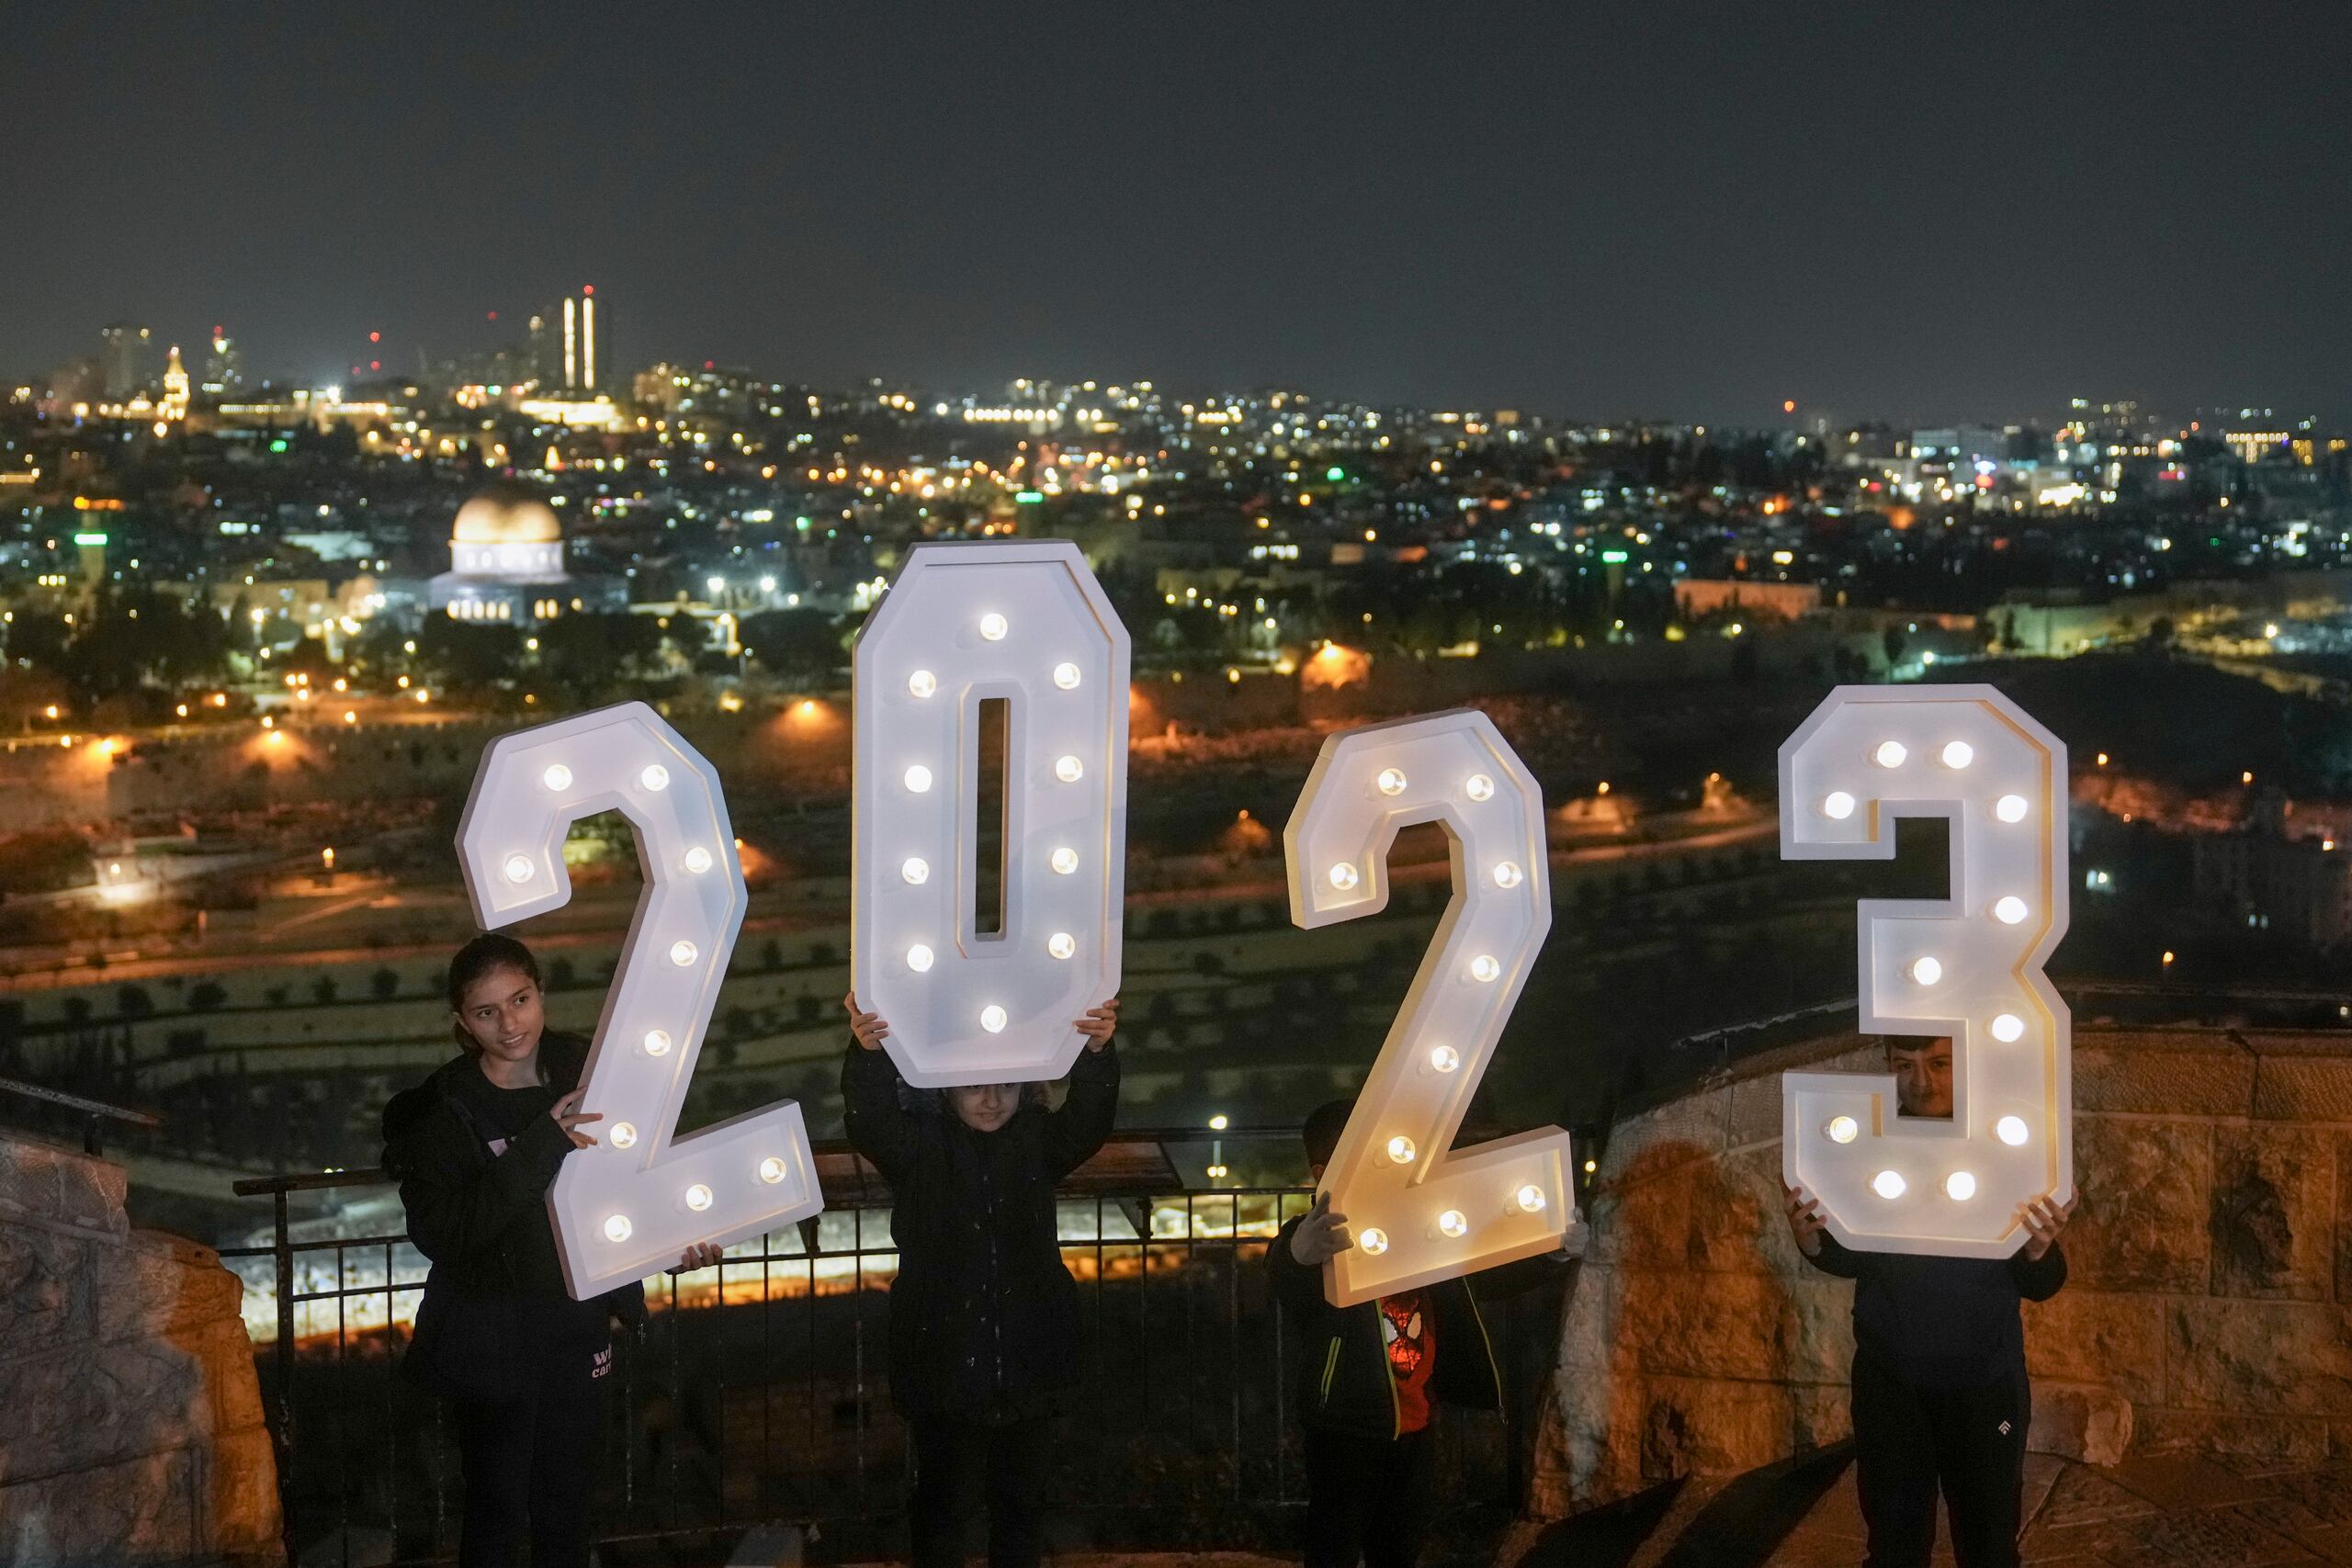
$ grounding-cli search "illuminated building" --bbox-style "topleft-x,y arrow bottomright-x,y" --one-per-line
427,482 -> 624,625
160,347 -> 189,423
533,287 -> 605,394
2193,793 -> 2352,950
99,322 -> 151,400
201,328 -> 242,396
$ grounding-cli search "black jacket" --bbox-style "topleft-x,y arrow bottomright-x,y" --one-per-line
1804,1234 -> 2066,1392
382,1032 -> 646,1400
840,1038 -> 1120,1421
1264,1213 -> 1569,1440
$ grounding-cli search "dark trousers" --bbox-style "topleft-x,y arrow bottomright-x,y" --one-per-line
1302,1425 -> 1436,1568
448,1324 -> 612,1567
908,1412 -> 1051,1568
1851,1351 -> 2030,1568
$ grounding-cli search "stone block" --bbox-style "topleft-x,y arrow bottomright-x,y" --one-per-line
2028,1380 -> 2132,1465
0,1221 -> 93,1360
90,1231 -> 244,1345
2211,1125 -> 2334,1301
2252,1035 -> 2352,1122
0,1135 -> 128,1236
2075,1031 -> 2255,1117
1554,1261 -> 1618,1372
1609,1267 -> 1851,1384
0,1330 -> 213,1482
0,1443 -> 196,1566
1589,1139 -> 1786,1275
2167,1300 -> 2352,1416
208,1423 -> 284,1558
2023,1288 -> 2165,1404
2133,1407 -> 2331,1470
2067,1115 -> 2211,1293
1724,1036 -> 1883,1149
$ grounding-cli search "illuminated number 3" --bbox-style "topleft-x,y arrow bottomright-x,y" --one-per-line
1286,709 -> 1568,1307
850,540 -> 1131,1088
458,702 -> 822,1299
1780,685 -> 2074,1257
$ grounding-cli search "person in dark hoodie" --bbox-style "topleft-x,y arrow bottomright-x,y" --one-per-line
840,987 -> 1120,1568
1783,1034 -> 2075,1568
382,932 -> 719,1568
1265,1099 -> 1587,1568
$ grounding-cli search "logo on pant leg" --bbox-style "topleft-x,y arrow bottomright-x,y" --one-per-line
592,1344 -> 613,1380
1998,1420 -> 2012,1436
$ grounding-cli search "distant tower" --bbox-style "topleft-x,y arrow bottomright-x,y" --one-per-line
99,321 -> 152,400
547,287 -> 605,394
202,326 -> 242,395
161,346 -> 190,422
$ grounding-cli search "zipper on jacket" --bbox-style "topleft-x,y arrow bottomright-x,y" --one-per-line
1318,1337 -> 1340,1406
1463,1280 -> 1504,1416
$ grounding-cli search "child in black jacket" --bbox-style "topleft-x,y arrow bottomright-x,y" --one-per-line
383,933 -> 715,1568
840,988 -> 1120,1568
1265,1100 -> 1586,1568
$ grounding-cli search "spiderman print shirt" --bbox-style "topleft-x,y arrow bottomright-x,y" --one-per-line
1379,1290 -> 1436,1434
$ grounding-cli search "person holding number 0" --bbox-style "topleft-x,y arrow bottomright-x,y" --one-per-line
1783,1034 -> 2075,1568
842,987 -> 1122,1568
1266,1098 -> 1589,1568
381,933 -> 725,1568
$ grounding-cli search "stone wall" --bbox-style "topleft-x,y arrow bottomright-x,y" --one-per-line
0,1130 -> 280,1566
1532,1023 -> 2352,1517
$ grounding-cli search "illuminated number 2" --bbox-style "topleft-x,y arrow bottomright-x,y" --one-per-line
458,701 -> 822,1300
1780,685 -> 2074,1258
850,540 -> 1131,1088
1285,709 -> 1568,1308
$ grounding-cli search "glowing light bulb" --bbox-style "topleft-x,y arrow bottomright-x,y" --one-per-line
1385,1134 -> 1417,1165
980,1005 -> 1007,1033
902,857 -> 930,885
669,940 -> 699,967
1994,896 -> 2030,924
904,764 -> 933,793
1871,1170 -> 1906,1200
1437,1209 -> 1469,1238
908,669 -> 937,698
1996,794 -> 2030,823
1050,847 -> 1079,874
603,1214 -> 632,1242
1989,1013 -> 2026,1043
1046,931 -> 1076,960
759,1156 -> 788,1184
1826,1115 -> 1859,1145
1995,1115 -> 2030,1146
542,763 -> 572,791
1873,740 -> 1907,768
1055,755 -> 1084,783
1940,741 -> 1975,769
610,1122 -> 639,1149
1493,862 -> 1523,889
684,846 -> 713,874
684,1183 -> 713,1212
978,612 -> 1008,641
1377,767 -> 1408,795
1053,661 -> 1081,689
1910,956 -> 1942,986
503,853 -> 535,884
640,764 -> 670,791
1470,954 -> 1501,983
1823,791 -> 1857,819
643,1030 -> 673,1056
1428,1044 -> 1460,1073
1515,1184 -> 1547,1214
908,943 -> 934,972
1945,1170 -> 1977,1201
1357,1227 -> 1389,1256
1329,863 -> 1360,891
1464,773 -> 1495,802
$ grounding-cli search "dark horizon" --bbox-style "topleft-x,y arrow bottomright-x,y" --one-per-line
8,2 -> 2350,427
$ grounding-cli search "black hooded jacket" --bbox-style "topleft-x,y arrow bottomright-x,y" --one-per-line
839,1037 -> 1120,1422
1804,1232 -> 2066,1392
1264,1213 -> 1568,1440
381,1032 -> 646,1399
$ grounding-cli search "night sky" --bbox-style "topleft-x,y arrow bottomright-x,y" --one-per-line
9,4 -> 2349,425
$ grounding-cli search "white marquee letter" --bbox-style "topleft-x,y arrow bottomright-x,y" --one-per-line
458,701 -> 821,1299
1780,684 -> 2074,1258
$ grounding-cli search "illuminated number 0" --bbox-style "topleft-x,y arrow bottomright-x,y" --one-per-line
1780,685 -> 2074,1257
1285,709 -> 1567,1308
851,540 -> 1131,1088
458,701 -> 822,1299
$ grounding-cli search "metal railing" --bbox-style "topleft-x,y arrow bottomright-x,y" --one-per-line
223,1129 -> 1557,1565
0,1073 -> 162,1156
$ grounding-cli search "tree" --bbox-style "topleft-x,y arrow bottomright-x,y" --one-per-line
369,967 -> 401,1000
741,608 -> 847,683
1881,625 -> 1908,670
